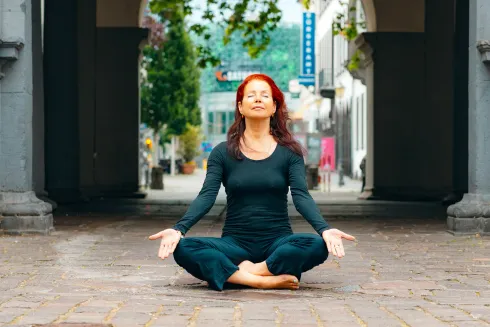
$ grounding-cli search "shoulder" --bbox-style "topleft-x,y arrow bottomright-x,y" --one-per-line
278,144 -> 304,164
209,142 -> 228,160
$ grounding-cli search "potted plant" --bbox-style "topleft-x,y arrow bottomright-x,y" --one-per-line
178,123 -> 203,174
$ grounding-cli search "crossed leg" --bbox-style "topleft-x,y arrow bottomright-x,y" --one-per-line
173,236 -> 300,291
237,233 -> 329,280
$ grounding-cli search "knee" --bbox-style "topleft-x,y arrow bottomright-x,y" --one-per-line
286,235 -> 328,260
301,235 -> 328,262
173,238 -> 198,264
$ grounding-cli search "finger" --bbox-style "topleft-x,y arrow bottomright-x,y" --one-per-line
149,231 -> 163,240
340,232 -> 356,241
338,242 -> 345,258
162,244 -> 171,259
330,241 -> 338,257
158,243 -> 167,259
325,238 -> 332,253
169,242 -> 178,254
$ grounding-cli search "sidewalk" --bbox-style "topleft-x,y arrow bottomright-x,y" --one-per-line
145,168 -> 362,202
54,169 -> 447,220
0,213 -> 488,326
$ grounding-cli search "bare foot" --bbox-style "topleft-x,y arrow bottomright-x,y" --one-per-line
227,270 -> 299,290
257,274 -> 299,290
238,260 -> 258,274
238,260 -> 272,276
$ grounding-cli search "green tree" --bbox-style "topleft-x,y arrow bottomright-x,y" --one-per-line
140,7 -> 201,139
149,0 -> 312,67
178,123 -> 203,163
198,23 -> 300,92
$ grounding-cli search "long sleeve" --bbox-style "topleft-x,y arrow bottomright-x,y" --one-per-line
172,146 -> 224,235
288,152 -> 330,235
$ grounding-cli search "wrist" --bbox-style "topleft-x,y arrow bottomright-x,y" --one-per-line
173,229 -> 184,238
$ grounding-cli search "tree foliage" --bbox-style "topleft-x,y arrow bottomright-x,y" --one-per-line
198,23 -> 300,92
140,7 -> 201,137
177,123 -> 203,162
149,0 -> 311,67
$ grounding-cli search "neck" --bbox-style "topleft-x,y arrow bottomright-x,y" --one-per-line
243,118 -> 271,140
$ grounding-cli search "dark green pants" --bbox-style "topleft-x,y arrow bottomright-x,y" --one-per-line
173,233 -> 328,291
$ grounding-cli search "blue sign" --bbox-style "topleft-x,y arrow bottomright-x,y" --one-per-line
301,12 -> 315,77
201,142 -> 213,153
298,74 -> 315,86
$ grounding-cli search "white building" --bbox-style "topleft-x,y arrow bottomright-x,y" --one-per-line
200,91 -> 301,147
315,0 -> 367,179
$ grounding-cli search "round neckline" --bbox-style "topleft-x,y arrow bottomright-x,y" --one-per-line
240,143 -> 280,162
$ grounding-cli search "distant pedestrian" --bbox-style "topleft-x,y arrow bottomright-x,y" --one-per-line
360,156 -> 366,193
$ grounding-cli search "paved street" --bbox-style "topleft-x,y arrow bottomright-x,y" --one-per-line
0,208 -> 489,326
145,168 -> 363,202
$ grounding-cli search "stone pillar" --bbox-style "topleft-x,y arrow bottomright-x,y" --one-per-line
92,28 -> 148,197
355,35 -> 374,199
447,0 -> 490,235
0,0 -> 53,234
43,0 -> 81,203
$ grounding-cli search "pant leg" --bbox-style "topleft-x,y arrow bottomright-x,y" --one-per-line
173,236 -> 251,291
264,233 -> 328,279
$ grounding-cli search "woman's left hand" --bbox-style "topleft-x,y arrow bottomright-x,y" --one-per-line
322,229 -> 356,258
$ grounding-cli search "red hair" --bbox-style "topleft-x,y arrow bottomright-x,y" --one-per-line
227,74 -> 305,159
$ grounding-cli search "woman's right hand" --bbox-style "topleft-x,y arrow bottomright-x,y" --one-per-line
148,228 -> 182,260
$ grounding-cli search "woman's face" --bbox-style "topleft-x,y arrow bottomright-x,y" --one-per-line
238,79 -> 276,120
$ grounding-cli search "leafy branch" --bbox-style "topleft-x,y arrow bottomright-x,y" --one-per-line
332,1 -> 366,71
148,0 -> 311,68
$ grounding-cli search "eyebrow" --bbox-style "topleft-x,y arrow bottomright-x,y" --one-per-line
247,90 -> 271,94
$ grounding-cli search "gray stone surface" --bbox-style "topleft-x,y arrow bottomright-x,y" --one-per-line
0,191 -> 54,235
0,0 -> 53,234
448,0 -> 490,235
0,214 -> 488,326
1,0 -> 33,191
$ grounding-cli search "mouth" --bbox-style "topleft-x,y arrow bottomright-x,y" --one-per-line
252,106 -> 265,110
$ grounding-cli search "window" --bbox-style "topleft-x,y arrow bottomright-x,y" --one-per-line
228,111 -> 235,130
208,112 -> 214,135
221,112 -> 227,134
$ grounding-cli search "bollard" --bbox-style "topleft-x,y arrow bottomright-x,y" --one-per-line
150,167 -> 164,190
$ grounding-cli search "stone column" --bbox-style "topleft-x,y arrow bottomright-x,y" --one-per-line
447,0 -> 490,235
355,34 -> 374,199
0,0 -> 53,234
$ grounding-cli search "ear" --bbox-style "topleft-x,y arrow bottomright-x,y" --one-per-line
238,102 -> 242,112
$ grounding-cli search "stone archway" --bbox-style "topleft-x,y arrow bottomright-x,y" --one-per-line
354,0 -> 461,202
43,0 -> 149,206
359,0 -> 376,32
97,0 -> 148,27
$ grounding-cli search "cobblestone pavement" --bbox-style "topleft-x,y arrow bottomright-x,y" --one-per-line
0,214 -> 489,327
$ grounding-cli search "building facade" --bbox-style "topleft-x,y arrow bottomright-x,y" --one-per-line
315,0 -> 367,179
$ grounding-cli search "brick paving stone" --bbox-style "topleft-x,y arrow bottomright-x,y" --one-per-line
1,214 -> 490,326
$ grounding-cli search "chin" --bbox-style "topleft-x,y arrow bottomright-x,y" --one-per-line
246,111 -> 271,120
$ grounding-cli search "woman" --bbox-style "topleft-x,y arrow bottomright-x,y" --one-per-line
149,74 -> 355,291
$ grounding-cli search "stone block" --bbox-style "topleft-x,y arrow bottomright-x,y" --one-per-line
0,191 -> 54,234
447,193 -> 490,235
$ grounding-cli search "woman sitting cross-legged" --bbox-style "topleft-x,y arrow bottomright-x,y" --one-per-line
149,74 -> 355,291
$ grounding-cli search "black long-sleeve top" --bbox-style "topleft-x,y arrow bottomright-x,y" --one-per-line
172,142 -> 330,239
